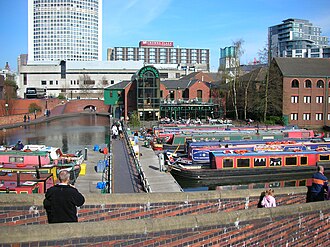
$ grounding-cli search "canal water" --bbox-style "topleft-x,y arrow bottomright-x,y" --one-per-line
0,115 -> 327,192
0,115 -> 111,153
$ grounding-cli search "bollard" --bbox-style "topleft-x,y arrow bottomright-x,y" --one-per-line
84,148 -> 88,161
158,153 -> 164,172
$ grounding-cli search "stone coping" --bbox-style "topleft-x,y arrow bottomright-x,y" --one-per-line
0,187 -> 307,206
0,200 -> 327,244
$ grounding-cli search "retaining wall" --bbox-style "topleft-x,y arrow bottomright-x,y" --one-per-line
1,187 -> 329,246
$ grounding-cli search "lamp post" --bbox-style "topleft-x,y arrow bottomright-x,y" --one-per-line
4,103 -> 8,116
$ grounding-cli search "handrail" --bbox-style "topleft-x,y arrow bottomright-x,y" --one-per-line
123,126 -> 152,193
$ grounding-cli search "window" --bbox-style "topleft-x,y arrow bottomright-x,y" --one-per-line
9,157 -> 24,163
304,80 -> 312,88
317,80 -> 324,88
254,158 -> 266,167
237,159 -> 250,168
316,113 -> 323,121
290,113 -> 298,120
291,79 -> 299,88
328,114 -> 330,121
291,96 -> 298,103
303,113 -> 311,121
270,157 -> 282,166
223,159 -> 233,168
303,96 -> 311,103
300,157 -> 308,166
285,157 -> 297,166
41,80 -> 46,85
197,90 -> 202,99
316,96 -> 323,103
320,155 -> 330,161
111,80 -> 114,85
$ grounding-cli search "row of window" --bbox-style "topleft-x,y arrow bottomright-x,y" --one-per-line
291,95 -> 328,104
291,79 -> 327,88
290,113 -> 328,121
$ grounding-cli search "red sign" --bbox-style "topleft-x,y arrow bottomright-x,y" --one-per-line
139,41 -> 174,47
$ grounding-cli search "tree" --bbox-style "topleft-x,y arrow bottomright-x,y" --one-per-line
257,41 -> 271,122
28,103 -> 42,113
79,74 -> 95,98
218,39 -> 244,120
129,111 -> 140,127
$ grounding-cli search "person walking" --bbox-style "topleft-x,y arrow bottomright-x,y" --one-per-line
261,189 -> 276,208
43,170 -> 85,223
309,165 -> 328,202
111,124 -> 118,140
118,124 -> 123,139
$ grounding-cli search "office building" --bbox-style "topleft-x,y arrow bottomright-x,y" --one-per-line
17,59 -> 188,99
107,41 -> 210,71
28,0 -> 102,62
268,18 -> 329,59
219,46 -> 238,69
269,57 -> 330,128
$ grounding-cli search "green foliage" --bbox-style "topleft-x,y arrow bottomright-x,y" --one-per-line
28,103 -> 42,113
265,116 -> 284,125
129,111 -> 140,127
4,79 -> 17,87
57,94 -> 66,99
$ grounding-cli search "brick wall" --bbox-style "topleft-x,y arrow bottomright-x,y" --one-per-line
2,188 -> 329,246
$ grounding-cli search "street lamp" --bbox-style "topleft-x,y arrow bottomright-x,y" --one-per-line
4,103 -> 8,116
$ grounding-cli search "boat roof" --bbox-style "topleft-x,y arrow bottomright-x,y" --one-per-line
210,149 -> 329,157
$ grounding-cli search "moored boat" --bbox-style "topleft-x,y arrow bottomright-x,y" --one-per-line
0,145 -> 83,184
166,147 -> 330,181
0,171 -> 54,194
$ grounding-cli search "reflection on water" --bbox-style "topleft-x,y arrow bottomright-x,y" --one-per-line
176,172 -> 330,192
0,115 -> 110,153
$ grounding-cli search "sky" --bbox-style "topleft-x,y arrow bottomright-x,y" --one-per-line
0,0 -> 329,72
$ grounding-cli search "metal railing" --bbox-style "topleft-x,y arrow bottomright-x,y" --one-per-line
123,126 -> 152,193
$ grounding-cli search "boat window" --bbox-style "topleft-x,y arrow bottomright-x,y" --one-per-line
254,158 -> 266,167
9,157 -> 24,163
242,136 -> 252,140
268,182 -> 281,188
223,159 -> 233,168
284,181 -> 296,187
320,155 -> 330,161
270,157 -> 282,166
298,180 -> 307,186
237,159 -> 250,168
285,157 -> 297,166
300,156 -> 308,166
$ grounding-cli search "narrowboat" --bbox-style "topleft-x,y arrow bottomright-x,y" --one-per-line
187,139 -> 330,164
0,146 -> 83,184
0,171 -> 54,194
167,148 -> 330,181
158,128 -> 316,152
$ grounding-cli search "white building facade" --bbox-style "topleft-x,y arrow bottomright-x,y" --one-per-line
17,60 -> 188,99
28,0 -> 102,62
107,41 -> 210,72
268,18 -> 329,59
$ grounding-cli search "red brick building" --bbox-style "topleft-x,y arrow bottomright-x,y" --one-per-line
104,66 -> 222,121
269,58 -> 330,128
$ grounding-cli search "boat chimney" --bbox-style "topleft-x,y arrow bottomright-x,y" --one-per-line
35,166 -> 40,179
17,171 -> 20,187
